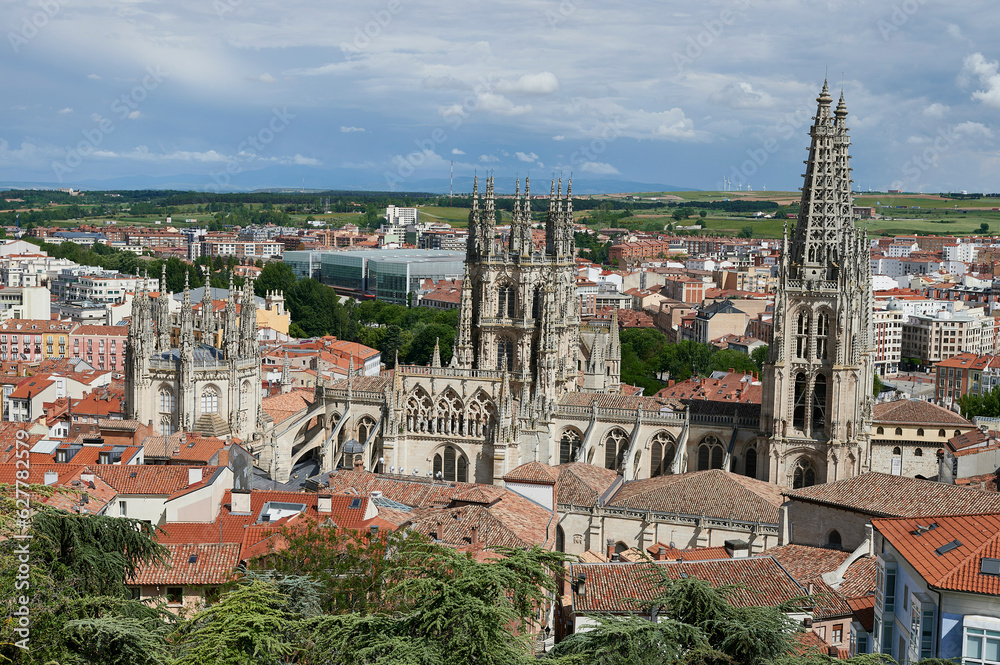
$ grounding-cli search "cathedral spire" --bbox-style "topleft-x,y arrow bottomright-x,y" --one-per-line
431,337 -> 441,368
482,176 -> 496,258
467,175 -> 481,260
453,263 -> 474,368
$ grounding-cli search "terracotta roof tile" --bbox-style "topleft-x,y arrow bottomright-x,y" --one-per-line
785,472 -> 1000,517
93,464 -> 222,495
503,461 -> 559,485
873,399 -> 973,427
130,543 -> 241,585
555,463 -> 620,506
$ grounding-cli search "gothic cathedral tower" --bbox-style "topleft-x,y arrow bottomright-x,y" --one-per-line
760,81 -> 874,489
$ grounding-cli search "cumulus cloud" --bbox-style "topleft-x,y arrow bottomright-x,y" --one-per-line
290,154 -> 321,165
451,148 -> 465,155
127,111 -> 143,120
552,135 -> 565,141
515,151 -> 539,163
475,92 -> 531,116
480,154 -> 499,163
340,126 -> 366,133
57,107 -> 73,114
961,53 -> 1000,108
87,74 -> 101,80
497,72 -> 559,95
710,81 -> 772,108
924,103 -> 949,118
954,121 -> 994,139
578,161 -> 620,175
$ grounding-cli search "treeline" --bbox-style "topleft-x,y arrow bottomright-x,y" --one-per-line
253,262 -> 458,365
620,329 -> 766,395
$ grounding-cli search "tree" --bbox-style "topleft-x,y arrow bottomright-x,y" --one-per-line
981,222 -> 990,233
739,226 -> 754,239
873,372 -> 884,397
699,210 -> 707,219
751,344 -> 768,370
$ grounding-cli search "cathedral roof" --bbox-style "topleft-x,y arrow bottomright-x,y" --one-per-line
261,389 -> 315,426
554,463 -> 620,506
503,461 -> 559,485
606,470 -> 782,525
327,373 -> 392,393
154,343 -> 225,364
558,392 -> 676,411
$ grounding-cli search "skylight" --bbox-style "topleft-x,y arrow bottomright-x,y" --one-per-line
981,558 -> 1000,576
935,540 -> 962,556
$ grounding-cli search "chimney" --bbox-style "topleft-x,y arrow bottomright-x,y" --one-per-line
470,525 -> 479,547
370,490 -> 383,500
80,472 -> 94,485
656,546 -> 667,561
44,470 -> 58,486
354,458 -> 363,471
317,493 -> 332,514
606,537 -> 615,561
435,520 -> 444,541
188,467 -> 202,487
231,489 -> 251,515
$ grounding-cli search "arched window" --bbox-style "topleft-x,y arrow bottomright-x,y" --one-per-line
159,388 -> 175,413
604,429 -> 628,471
698,435 -> 724,471
816,311 -> 830,360
795,310 -> 810,359
433,445 -> 469,483
914,448 -> 923,457
892,446 -> 902,456
159,415 -> 173,436
812,375 -> 828,434
827,530 -> 842,549
200,387 -> 218,414
497,285 -> 516,318
531,286 -> 543,321
649,431 -> 675,478
793,373 -> 807,430
405,387 -> 433,433
496,337 -> 514,371
877,426 -> 885,435
917,428 -> 925,436
792,458 -> 816,489
560,429 -> 582,465
434,389 -> 463,436
744,447 -> 758,478
895,427 -> 903,436
955,430 -> 962,437
938,429 -> 946,437
467,391 -> 496,439
357,416 -> 377,445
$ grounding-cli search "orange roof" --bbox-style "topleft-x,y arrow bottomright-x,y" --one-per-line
93,464 -> 223,495
130,543 -> 241,585
873,513 -> 1000,595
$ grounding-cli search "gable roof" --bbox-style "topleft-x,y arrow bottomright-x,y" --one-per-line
606,470 -> 783,525
785,472 -> 1000,518
873,512 -> 1000,596
554,463 -> 620,506
130,543 -> 241,586
503,461 -> 559,485
93,464 -> 222,495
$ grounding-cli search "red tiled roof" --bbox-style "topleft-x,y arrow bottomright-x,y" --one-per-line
555,463 -> 620,506
607,470 -> 783,524
93,465 -> 222,495
503,461 -> 559,485
873,399 -> 972,427
130,543 -> 241,585
874,513 -> 1000,595
785,472 -> 1000,517
326,469 -> 476,509
261,389 -> 315,425
570,557 -> 805,613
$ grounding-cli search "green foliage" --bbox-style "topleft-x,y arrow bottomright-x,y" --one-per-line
63,614 -> 171,665
958,384 -> 1000,418
873,373 -> 884,397
619,331 -> 761,395
548,614 -> 713,665
751,345 -> 768,370
739,226 -> 754,238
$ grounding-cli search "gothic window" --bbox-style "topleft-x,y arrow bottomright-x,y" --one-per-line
698,435 -> 724,471
159,388 -> 175,413
816,311 -> 830,360
603,428 -> 628,471
559,428 -> 582,465
792,458 -> 816,489
496,337 -> 514,371
159,415 -> 173,436
434,389 -> 463,435
200,387 -> 219,414
466,391 -> 496,439
433,445 -> 468,483
649,431 -> 675,478
795,310 -> 810,359
532,286 -> 543,320
793,372 -> 807,430
405,387 -> 433,433
744,446 -> 758,478
497,284 -> 516,318
357,416 -> 377,444
812,374 -> 828,434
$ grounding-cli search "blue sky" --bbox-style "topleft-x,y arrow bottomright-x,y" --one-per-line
3,0 -> 1000,192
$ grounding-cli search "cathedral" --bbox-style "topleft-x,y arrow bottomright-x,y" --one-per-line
125,266 -> 262,441
126,81 -> 884,491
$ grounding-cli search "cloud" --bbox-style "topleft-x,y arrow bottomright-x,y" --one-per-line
496,72 -> 559,95
954,121 -> 994,139
578,161 -> 620,175
451,148 -> 465,155
515,151 -> 539,163
961,53 -> 1000,108
923,103 -> 949,118
552,135 -> 565,141
57,107 -> 73,114
87,74 -> 101,80
480,154 -> 499,163
127,111 -> 143,120
290,154 -> 321,166
475,92 -> 531,116
248,73 -> 277,84
340,126 -> 366,133
711,81 -> 772,108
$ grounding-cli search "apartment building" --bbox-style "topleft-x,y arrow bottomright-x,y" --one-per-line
873,306 -> 904,375
901,308 -> 999,366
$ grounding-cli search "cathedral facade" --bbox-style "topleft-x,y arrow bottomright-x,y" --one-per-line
125,268 -> 262,441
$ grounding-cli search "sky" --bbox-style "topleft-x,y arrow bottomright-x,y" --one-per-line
2,0 -> 1000,193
